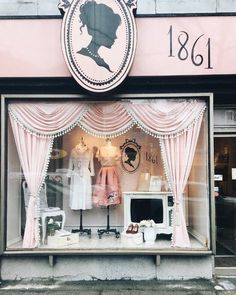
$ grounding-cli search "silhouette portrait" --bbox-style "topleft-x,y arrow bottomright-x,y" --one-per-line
124,146 -> 137,168
78,0 -> 121,72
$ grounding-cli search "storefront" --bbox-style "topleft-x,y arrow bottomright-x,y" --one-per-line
0,0 -> 236,280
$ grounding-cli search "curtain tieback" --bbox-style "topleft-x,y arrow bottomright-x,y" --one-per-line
29,193 -> 40,218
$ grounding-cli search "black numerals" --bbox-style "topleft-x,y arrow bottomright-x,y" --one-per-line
168,25 -> 213,69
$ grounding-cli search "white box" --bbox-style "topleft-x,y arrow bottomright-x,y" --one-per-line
121,231 -> 143,246
47,233 -> 79,247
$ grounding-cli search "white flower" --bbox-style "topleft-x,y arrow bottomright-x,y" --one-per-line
48,218 -> 54,224
140,219 -> 155,228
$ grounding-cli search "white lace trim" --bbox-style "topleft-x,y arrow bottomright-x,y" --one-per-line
78,121 -> 135,138
8,105 -> 89,138
128,104 -> 206,139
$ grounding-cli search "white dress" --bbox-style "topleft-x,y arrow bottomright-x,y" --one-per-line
67,145 -> 94,210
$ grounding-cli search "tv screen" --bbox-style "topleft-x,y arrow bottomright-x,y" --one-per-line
131,198 -> 163,223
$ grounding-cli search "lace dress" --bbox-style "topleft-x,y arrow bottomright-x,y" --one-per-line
67,145 -> 94,210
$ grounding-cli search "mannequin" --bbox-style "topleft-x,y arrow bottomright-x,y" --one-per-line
93,138 -> 121,238
67,137 -> 94,237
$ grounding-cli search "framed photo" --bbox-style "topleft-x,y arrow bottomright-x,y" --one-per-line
149,176 -> 162,192
120,139 -> 141,173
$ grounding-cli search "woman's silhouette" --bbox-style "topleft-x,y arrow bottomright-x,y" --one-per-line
78,0 -> 121,72
124,146 -> 137,168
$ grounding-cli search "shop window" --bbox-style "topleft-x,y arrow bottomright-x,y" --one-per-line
6,98 -> 210,252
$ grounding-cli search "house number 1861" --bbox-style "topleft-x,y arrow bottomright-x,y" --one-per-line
168,25 -> 213,69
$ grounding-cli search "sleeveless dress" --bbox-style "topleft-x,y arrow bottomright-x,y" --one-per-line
67,145 -> 94,210
93,145 -> 121,207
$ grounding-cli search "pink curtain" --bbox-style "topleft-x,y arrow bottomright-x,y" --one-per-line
128,99 -> 205,137
80,102 -> 133,137
160,117 -> 203,247
9,102 -> 87,248
9,102 -> 87,136
128,99 -> 206,247
10,118 -> 52,248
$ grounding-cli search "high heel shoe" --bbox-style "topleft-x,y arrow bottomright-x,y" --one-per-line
126,224 -> 133,234
132,224 -> 139,234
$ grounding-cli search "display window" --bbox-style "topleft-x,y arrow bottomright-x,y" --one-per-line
5,97 -> 211,252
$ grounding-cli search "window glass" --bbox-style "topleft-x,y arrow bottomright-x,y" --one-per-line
6,98 -> 210,251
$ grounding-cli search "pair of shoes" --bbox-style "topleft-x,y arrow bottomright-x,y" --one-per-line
132,224 -> 139,234
126,224 -> 139,234
126,224 -> 133,234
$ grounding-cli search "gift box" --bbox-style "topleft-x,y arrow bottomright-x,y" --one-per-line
47,233 -> 79,247
121,231 -> 143,246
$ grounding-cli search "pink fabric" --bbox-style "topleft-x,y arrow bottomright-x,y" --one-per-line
9,102 -> 87,136
80,102 -> 133,136
160,116 -> 203,247
128,100 -> 205,136
10,117 -> 52,248
93,166 -> 121,207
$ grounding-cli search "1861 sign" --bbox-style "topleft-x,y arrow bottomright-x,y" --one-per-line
59,0 -> 137,92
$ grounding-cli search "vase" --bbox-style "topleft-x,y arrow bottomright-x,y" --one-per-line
144,227 -> 156,244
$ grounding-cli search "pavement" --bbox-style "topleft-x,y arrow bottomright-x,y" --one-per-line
0,278 -> 236,294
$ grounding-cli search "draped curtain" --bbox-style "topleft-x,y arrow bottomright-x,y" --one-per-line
9,102 -> 87,248
9,99 -> 206,249
10,118 -> 53,248
160,120 -> 203,247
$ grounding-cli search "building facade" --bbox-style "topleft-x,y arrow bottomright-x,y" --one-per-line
0,0 -> 236,281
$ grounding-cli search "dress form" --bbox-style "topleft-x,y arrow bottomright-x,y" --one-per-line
68,137 -> 93,237
95,138 -> 120,239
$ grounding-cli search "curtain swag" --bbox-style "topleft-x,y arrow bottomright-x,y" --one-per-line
8,99 -> 206,248
9,100 -> 206,139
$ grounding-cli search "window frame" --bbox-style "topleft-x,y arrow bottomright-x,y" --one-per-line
1,92 -> 214,256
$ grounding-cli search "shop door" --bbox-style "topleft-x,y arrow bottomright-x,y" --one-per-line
214,136 -> 236,272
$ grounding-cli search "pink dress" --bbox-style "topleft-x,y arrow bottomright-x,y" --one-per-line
93,145 -> 121,207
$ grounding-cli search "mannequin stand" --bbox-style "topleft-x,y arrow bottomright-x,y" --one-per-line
72,209 -> 91,238
97,206 -> 120,239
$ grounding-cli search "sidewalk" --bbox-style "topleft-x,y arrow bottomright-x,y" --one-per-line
0,278 -> 236,294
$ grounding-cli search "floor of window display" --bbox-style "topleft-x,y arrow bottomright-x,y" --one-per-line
7,230 -> 208,251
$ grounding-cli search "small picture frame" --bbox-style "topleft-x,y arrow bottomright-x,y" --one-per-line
149,176 -> 162,192
120,139 -> 141,173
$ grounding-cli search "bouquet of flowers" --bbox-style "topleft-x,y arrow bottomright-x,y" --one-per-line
47,218 -> 61,236
139,219 -> 155,228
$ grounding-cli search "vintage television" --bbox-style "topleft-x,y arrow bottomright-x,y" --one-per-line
123,192 -> 174,235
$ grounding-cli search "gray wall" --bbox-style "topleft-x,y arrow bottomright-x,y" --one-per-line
1,255 -> 213,280
0,0 -> 236,16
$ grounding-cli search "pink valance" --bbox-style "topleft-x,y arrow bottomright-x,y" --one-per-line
9,100 -> 206,139
128,99 -> 206,137
79,102 -> 134,137
9,102 -> 88,137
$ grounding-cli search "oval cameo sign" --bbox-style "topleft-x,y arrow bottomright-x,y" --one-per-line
59,0 -> 137,92
120,139 -> 141,173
